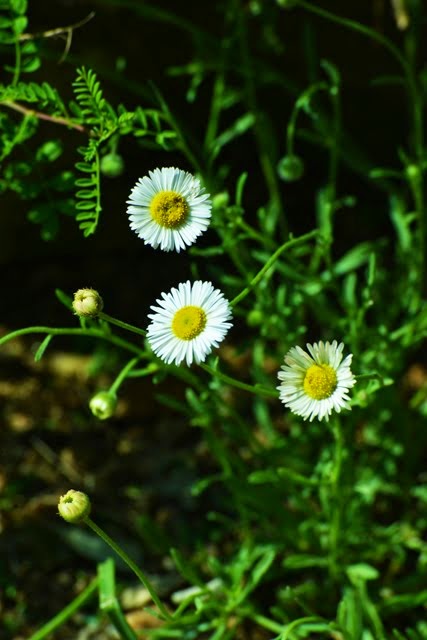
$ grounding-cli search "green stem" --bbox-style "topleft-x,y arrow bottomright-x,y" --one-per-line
98,312 -> 147,338
281,616 -> 327,640
109,356 -> 141,395
0,326 -> 143,356
12,38 -> 21,86
1,100 -> 86,131
236,0 -> 285,236
84,516 -> 172,620
236,218 -> 276,249
200,362 -> 277,398
230,229 -> 319,307
355,371 -> 387,384
248,613 -> 283,634
295,0 -> 409,73
328,420 -> 344,580
28,577 -> 99,640
286,82 -> 329,156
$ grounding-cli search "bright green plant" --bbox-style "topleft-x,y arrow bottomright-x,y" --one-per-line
1,1 -> 427,639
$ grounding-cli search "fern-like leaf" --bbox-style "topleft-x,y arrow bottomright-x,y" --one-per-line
74,141 -> 101,237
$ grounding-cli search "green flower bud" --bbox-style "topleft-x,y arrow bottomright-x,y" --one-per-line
247,309 -> 264,327
72,288 -> 104,318
100,152 -> 125,178
212,192 -> 229,210
58,490 -> 91,523
405,164 -> 421,184
89,390 -> 117,420
277,155 -> 304,182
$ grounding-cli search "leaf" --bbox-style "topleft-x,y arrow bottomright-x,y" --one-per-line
55,288 -> 73,310
34,335 -> 53,362
333,242 -> 374,276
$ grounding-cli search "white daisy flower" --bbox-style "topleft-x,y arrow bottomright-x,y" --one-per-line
277,340 -> 356,422
126,167 -> 211,252
146,280 -> 232,366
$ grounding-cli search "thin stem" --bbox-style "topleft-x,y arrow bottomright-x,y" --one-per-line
236,218 -> 276,249
355,371 -> 387,384
12,38 -> 21,86
295,0 -> 409,74
98,312 -> 147,338
230,229 -> 319,307
286,82 -> 329,156
109,357 -> 140,395
84,517 -> 172,621
28,577 -> 99,640
328,420 -> 344,580
236,0 -> 285,236
200,362 -> 277,398
0,326 -> 143,356
1,101 -> 86,132
20,11 -> 95,41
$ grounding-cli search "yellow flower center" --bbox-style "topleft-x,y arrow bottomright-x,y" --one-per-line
149,190 -> 189,228
172,306 -> 207,340
303,364 -> 337,400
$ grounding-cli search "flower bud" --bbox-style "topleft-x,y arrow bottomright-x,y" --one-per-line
247,309 -> 264,327
58,490 -> 91,523
100,152 -> 125,178
212,192 -> 229,210
72,288 -> 103,318
277,155 -> 304,182
89,390 -> 117,420
405,164 -> 421,185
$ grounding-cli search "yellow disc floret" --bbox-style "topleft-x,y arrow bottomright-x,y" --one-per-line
172,306 -> 207,340
149,190 -> 189,228
303,364 -> 337,400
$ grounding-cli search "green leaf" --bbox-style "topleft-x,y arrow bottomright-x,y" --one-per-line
11,0 -> 27,14
21,56 -> 41,73
36,140 -> 63,163
346,563 -> 379,584
98,559 -> 138,640
55,288 -> 73,310
75,200 -> 96,210
13,15 -> 27,34
34,335 -> 53,362
333,242 -> 374,276
75,162 -> 95,173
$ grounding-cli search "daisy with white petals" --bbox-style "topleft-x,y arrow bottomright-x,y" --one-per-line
126,167 -> 211,252
277,340 -> 356,422
147,280 -> 232,366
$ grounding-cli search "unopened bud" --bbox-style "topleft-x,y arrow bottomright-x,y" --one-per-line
72,288 -> 103,318
247,309 -> 264,327
89,390 -> 117,420
100,153 -> 125,178
277,155 -> 304,182
58,490 -> 91,523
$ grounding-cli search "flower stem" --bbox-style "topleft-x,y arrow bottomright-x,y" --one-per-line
109,356 -> 141,395
328,420 -> 344,580
1,100 -> 86,132
200,362 -> 277,398
98,312 -> 147,338
28,577 -> 98,640
230,229 -> 320,307
0,326 -> 142,356
83,516 -> 172,620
